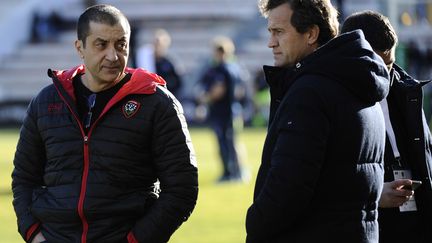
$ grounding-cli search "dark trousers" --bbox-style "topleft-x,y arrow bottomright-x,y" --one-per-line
211,118 -> 241,178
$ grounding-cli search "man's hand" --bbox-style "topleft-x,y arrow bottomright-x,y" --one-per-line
379,179 -> 414,208
31,232 -> 46,243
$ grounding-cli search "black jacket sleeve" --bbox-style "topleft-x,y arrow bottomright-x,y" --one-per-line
130,90 -> 198,242
12,97 -> 45,241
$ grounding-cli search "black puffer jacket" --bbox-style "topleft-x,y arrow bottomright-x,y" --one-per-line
12,65 -> 198,243
246,30 -> 390,242
379,64 -> 432,243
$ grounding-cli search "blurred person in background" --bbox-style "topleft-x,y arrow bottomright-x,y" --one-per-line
153,28 -> 184,99
342,10 -> 432,243
246,0 -> 390,242
197,36 -> 250,183
250,69 -> 270,127
12,4 -> 197,243
135,29 -> 184,100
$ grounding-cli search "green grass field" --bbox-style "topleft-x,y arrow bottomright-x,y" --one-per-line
0,127 -> 266,243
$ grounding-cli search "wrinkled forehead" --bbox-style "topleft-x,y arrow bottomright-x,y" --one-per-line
87,20 -> 130,39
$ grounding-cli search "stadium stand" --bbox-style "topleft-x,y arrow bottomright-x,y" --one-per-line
0,0 -> 273,125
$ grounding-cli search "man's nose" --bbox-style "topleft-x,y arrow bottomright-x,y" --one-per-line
268,36 -> 277,48
105,46 -> 118,62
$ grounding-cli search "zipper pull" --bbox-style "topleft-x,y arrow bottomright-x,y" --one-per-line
84,136 -> 88,144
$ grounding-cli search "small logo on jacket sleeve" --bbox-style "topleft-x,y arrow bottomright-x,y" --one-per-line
122,100 -> 141,118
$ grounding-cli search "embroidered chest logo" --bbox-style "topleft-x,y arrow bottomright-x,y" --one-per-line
47,103 -> 63,114
122,100 -> 141,118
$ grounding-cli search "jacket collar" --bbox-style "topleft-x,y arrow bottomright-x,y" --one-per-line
263,65 -> 300,101
392,64 -> 431,89
48,65 -> 166,102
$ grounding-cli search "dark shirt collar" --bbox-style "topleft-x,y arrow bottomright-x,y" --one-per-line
73,73 -> 131,132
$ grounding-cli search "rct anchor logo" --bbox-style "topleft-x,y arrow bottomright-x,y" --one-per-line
122,100 -> 141,118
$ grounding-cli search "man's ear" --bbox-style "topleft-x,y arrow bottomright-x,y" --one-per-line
75,40 -> 84,59
307,24 -> 320,46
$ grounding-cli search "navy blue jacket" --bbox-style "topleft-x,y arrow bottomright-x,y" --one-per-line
246,30 -> 390,242
379,64 -> 432,243
155,56 -> 182,98
12,66 -> 198,243
200,62 -> 236,122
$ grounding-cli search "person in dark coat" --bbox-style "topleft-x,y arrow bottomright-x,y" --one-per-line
12,5 -> 198,243
153,29 -> 183,99
245,1 -> 390,242
342,10 -> 432,243
198,36 -> 249,183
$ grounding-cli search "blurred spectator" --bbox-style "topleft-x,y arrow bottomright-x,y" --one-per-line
135,29 -> 184,99
197,36 -> 250,183
128,23 -> 139,69
153,29 -> 184,99
251,69 -> 270,127
31,10 -> 64,43
30,2 -> 77,44
136,42 -> 155,72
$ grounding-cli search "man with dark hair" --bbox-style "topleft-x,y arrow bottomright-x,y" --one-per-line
246,1 -> 390,242
342,10 -> 432,243
12,4 -> 198,243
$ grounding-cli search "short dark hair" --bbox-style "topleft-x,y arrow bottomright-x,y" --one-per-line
258,0 -> 339,46
341,10 -> 397,52
77,4 -> 130,46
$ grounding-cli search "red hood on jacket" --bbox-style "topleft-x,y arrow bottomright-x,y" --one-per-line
51,65 -> 167,102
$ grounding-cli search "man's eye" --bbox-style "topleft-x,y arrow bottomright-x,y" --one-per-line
269,29 -> 281,35
96,42 -> 106,48
118,42 -> 127,49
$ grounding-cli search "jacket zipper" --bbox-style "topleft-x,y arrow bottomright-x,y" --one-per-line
76,108 -> 111,243
78,135 -> 90,243
53,75 -> 132,242
52,81 -> 90,243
